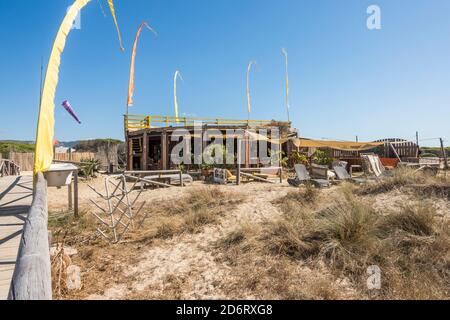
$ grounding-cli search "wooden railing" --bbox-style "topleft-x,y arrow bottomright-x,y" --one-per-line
125,114 -> 285,130
0,159 -> 21,177
8,173 -> 52,300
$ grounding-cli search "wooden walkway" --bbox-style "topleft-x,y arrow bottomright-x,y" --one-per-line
0,174 -> 33,299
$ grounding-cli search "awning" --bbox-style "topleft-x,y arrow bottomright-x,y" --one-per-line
291,138 -> 384,151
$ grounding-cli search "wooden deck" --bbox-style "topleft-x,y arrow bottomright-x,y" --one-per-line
0,174 -> 33,299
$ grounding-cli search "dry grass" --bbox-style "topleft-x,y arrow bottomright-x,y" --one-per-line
48,211 -> 99,246
133,187 -> 245,242
49,171 -> 449,300
48,186 -> 245,299
359,167 -> 449,196
214,221 -> 354,299
272,185 -> 319,214
215,184 -> 450,299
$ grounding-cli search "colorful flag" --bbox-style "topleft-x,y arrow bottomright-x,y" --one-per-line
281,48 -> 290,122
174,70 -> 183,121
107,0 -> 124,51
246,60 -> 256,116
127,22 -> 157,107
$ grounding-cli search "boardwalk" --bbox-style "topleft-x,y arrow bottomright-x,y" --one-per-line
0,175 -> 33,299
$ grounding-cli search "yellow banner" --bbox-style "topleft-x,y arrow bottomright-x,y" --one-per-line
34,0 -> 123,174
107,0 -> 124,51
34,0 -> 91,174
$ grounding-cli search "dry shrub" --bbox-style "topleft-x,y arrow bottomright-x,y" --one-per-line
49,187 -> 245,299
217,229 -> 247,250
125,274 -> 188,300
51,244 -> 73,297
135,187 -> 245,242
378,213 -> 450,298
411,183 -> 450,200
267,195 -> 379,279
48,211 -> 99,246
273,185 -> 319,215
359,167 -> 447,196
379,203 -> 436,236
215,222 -> 355,300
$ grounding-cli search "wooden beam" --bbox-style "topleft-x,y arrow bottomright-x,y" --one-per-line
68,183 -> 72,211
237,140 -> 242,185
142,131 -> 148,171
125,170 -> 181,175
74,170 -> 79,218
389,142 -> 402,162
127,138 -> 133,171
161,131 -> 168,170
9,173 -> 52,300
440,138 -> 449,170
124,175 -> 172,188
239,172 -> 276,184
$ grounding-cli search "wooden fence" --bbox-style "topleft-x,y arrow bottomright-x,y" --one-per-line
0,159 -> 21,177
330,138 -> 419,159
55,152 -> 96,163
1,152 -> 96,171
8,172 -> 52,300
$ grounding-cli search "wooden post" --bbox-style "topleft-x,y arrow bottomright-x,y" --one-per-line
416,131 -> 420,157
161,131 -> 168,170
74,170 -> 79,218
440,138 -> 448,170
245,134 -> 250,168
142,132 -> 148,171
127,138 -> 133,171
68,182 -> 73,211
9,173 -> 52,300
179,170 -> 184,187
279,167 -> 283,183
237,139 -> 241,185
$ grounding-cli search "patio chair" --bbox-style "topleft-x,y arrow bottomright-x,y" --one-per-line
288,164 -> 330,188
333,165 -> 366,184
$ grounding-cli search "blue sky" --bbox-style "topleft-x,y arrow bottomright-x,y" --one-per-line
0,0 -> 449,147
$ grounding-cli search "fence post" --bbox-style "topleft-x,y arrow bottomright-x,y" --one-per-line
9,173 -> 52,300
74,170 -> 79,218
440,138 -> 449,170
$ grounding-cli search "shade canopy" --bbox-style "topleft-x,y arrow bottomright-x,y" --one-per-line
291,138 -> 384,151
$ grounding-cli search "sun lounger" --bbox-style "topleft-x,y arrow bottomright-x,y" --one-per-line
361,154 -> 393,179
288,164 -> 330,188
213,168 -> 236,184
311,164 -> 329,179
333,165 -> 366,184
